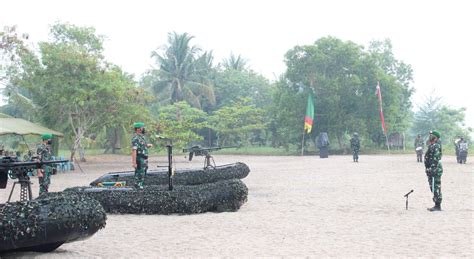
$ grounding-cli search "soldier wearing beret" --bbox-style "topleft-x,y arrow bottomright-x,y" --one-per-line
131,122 -> 151,189
37,133 -> 53,195
424,130 -> 443,211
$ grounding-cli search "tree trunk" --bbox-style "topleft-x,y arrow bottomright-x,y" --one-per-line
69,113 -> 86,162
113,126 -> 121,154
337,134 -> 346,154
79,143 -> 86,162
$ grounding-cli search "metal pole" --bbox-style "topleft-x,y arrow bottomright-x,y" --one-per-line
301,131 -> 306,156
167,144 -> 173,191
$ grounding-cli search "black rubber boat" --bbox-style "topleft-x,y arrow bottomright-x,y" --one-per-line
89,162 -> 250,187
0,192 -> 106,253
66,179 -> 248,215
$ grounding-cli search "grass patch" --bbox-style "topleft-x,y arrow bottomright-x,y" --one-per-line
58,144 -> 462,159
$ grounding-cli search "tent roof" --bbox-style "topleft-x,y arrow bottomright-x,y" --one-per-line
0,118 -> 64,137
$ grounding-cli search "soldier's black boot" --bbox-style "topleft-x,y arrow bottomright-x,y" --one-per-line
428,202 -> 441,212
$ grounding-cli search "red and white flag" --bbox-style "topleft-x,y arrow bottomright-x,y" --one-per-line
375,82 -> 387,135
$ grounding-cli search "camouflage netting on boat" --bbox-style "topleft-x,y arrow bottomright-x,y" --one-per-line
66,179 -> 248,215
0,192 -> 106,253
90,162 -> 250,187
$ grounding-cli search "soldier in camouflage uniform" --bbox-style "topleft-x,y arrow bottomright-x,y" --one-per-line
414,134 -> 425,162
37,133 -> 53,195
424,130 -> 443,211
350,132 -> 360,162
131,122 -> 150,189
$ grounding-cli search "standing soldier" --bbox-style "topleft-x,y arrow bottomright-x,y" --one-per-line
424,130 -> 443,211
131,122 -> 151,189
454,136 -> 461,163
350,132 -> 360,162
414,134 -> 425,162
37,133 -> 53,195
458,137 -> 468,164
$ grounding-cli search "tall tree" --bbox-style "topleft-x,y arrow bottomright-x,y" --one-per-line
5,23 -> 149,160
208,98 -> 266,146
150,32 -> 215,109
221,53 -> 248,71
0,26 -> 37,120
411,95 -> 471,142
156,101 -> 208,149
277,36 -> 413,150
212,69 -> 272,110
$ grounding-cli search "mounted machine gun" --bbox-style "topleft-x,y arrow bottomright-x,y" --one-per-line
0,156 -> 68,202
183,145 -> 239,169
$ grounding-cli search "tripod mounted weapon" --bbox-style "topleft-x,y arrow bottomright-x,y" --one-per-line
182,145 -> 239,169
0,156 -> 68,202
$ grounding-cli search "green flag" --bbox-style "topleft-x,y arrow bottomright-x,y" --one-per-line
304,94 -> 314,133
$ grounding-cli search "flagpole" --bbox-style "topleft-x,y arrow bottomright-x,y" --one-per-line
301,130 -> 305,156
385,134 -> 390,151
376,81 -> 389,151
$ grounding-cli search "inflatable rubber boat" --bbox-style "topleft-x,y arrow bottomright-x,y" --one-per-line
0,192 -> 106,253
66,179 -> 248,215
90,162 -> 250,187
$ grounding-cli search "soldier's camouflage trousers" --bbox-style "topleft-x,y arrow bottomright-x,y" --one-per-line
427,174 -> 442,204
38,166 -> 51,195
353,149 -> 359,161
134,158 -> 148,189
416,150 -> 423,162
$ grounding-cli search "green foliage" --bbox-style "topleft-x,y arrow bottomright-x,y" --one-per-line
212,69 -> 272,110
411,95 -> 471,143
0,26 -> 37,120
208,98 -> 266,146
2,22 -> 150,159
220,53 -> 248,71
149,32 -> 215,109
155,102 -> 208,149
267,80 -> 306,150
277,37 -> 413,149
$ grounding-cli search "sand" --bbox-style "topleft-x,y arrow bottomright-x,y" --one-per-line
1,153 -> 473,258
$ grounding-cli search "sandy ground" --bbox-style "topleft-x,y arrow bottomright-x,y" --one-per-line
1,153 -> 473,258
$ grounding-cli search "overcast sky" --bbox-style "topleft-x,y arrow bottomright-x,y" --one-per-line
1,0 -> 473,127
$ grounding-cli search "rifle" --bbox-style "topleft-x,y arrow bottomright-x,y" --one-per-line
0,156 -> 69,202
182,145 -> 239,169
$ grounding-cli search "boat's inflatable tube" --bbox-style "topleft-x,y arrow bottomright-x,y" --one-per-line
66,179 -> 248,215
89,162 -> 250,187
0,192 -> 106,253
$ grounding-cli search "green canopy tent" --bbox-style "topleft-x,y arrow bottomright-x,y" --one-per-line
0,118 -> 64,137
0,117 -> 64,157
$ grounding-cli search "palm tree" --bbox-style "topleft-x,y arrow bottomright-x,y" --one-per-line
151,32 -> 215,109
221,53 -> 248,71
